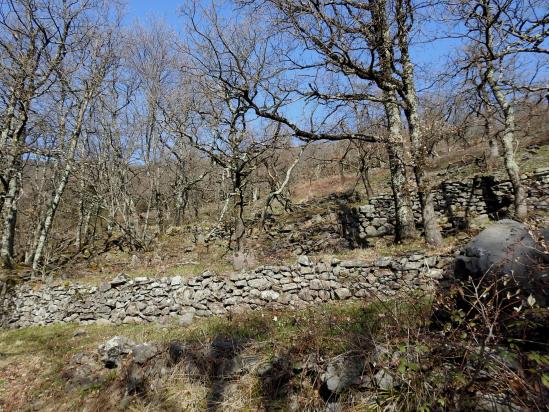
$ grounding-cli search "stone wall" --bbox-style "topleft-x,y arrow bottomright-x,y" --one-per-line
346,169 -> 549,242
2,253 -> 452,328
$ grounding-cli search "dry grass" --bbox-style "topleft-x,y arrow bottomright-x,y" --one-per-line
319,234 -> 465,263
291,174 -> 358,203
0,355 -> 53,411
289,167 -> 393,205
0,300 -> 409,411
59,236 -> 236,285
291,172 -> 393,204
430,136 -> 549,181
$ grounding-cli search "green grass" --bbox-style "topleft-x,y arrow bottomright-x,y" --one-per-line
521,144 -> 549,174
0,296 -> 432,390
4,290 -> 543,411
0,296 -> 433,375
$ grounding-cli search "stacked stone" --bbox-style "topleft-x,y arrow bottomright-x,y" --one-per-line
352,172 -> 548,240
356,198 -> 396,240
3,253 -> 452,329
268,212 -> 345,255
526,168 -> 549,211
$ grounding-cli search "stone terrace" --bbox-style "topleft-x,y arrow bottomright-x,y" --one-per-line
3,253 -> 452,328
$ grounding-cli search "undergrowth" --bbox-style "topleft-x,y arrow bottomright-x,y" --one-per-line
1,278 -> 546,411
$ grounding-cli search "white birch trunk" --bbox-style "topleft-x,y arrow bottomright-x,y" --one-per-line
31,100 -> 87,272
485,61 -> 527,220
0,171 -> 21,269
383,92 -> 417,241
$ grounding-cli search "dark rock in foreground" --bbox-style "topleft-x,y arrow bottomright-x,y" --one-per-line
455,219 -> 548,305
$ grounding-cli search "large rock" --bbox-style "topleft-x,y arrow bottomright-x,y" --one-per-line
260,290 -> 280,301
319,355 -> 364,398
248,278 -> 271,290
132,343 -> 158,364
462,393 -> 522,412
455,220 -> 548,305
98,336 -> 136,368
297,255 -> 312,266
110,273 -> 130,286
179,309 -> 195,326
374,369 -> 395,391
334,288 -> 351,300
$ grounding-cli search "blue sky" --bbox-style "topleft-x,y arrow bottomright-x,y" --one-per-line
121,0 -> 546,137
122,0 -> 462,129
123,0 -> 546,112
125,0 -> 183,28
124,1 -> 456,89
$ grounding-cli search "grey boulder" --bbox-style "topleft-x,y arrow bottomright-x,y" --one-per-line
320,355 -> 364,396
98,336 -> 136,368
110,273 -> 130,286
132,343 -> 158,364
374,369 -> 395,391
179,309 -> 195,326
455,220 -> 548,305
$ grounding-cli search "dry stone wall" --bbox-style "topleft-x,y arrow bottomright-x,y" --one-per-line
347,169 -> 549,242
2,253 -> 452,328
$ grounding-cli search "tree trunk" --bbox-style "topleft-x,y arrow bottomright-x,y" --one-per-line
31,96 -> 88,272
31,140 -> 78,272
260,146 -> 303,228
174,188 -> 187,226
0,105 -> 28,259
0,171 -> 20,269
81,208 -> 92,248
485,68 -> 527,220
500,112 -> 527,220
402,77 -> 443,247
25,219 -> 42,265
480,84 -> 499,172
155,189 -> 165,235
0,91 -> 17,148
359,160 -> 374,199
24,166 -> 50,264
232,171 -> 246,252
383,93 -> 417,241
481,4 -> 527,221
487,137 -> 499,169
0,94 -> 18,215
373,0 -> 416,242
396,0 -> 443,247
31,162 -> 73,272
75,187 -> 86,249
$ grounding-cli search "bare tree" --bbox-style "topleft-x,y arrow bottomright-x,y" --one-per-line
126,21 -> 178,237
394,0 -> 444,246
0,0 -> 100,268
235,0 -> 442,242
29,16 -> 117,273
260,141 -> 306,227
446,0 -> 548,220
